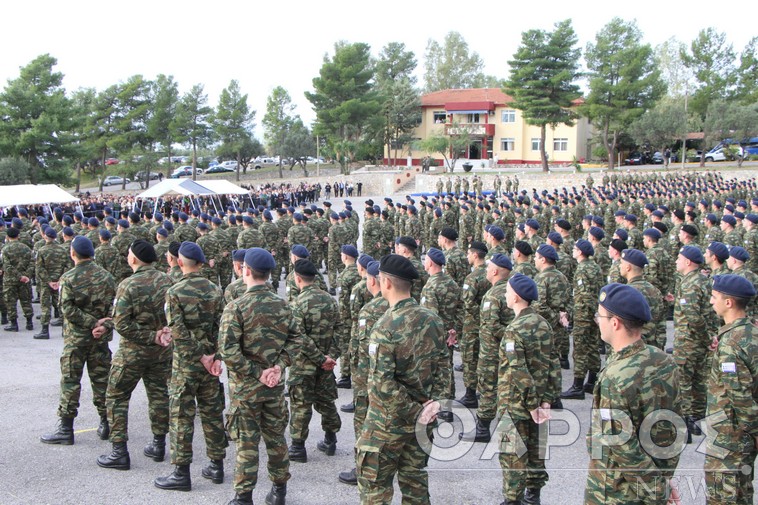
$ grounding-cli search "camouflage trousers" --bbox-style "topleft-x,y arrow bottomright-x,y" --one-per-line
226,396 -> 291,494
446,346 -> 455,399
288,369 -> 341,442
460,327 -> 480,389
168,370 -> 227,465
498,417 -> 548,501
37,283 -> 59,326
642,321 -> 667,351
476,331 -> 502,421
218,261 -> 233,291
341,326 -> 354,378
356,432 -> 430,505
704,436 -> 757,505
3,280 -> 33,322
0,276 -> 4,313
105,353 -> 171,443
57,339 -> 111,419
572,317 -> 601,379
555,325 -> 570,359
672,334 -> 708,418
352,394 -> 368,439
327,251 -> 341,289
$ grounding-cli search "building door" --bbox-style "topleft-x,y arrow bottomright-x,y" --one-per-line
469,140 -> 482,160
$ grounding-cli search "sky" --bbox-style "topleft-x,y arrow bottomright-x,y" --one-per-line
1,0 -> 753,141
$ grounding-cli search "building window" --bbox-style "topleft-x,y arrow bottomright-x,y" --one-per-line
531,138 -> 541,151
500,138 -> 515,151
433,111 -> 446,124
554,138 -> 568,151
466,113 -> 481,123
501,110 -> 515,123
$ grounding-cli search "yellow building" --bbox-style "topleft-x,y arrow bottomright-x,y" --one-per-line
386,88 -> 593,167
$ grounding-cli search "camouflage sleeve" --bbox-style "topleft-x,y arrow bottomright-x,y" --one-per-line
678,280 -> 707,338
330,298 -> 343,360
211,287 -> 224,359
36,251 -> 48,282
112,282 -> 151,345
218,302 -> 263,379
720,340 -> 758,437
277,313 -> 299,370
60,276 -> 99,330
166,290 -> 204,364
501,331 -> 538,416
291,297 -> 326,366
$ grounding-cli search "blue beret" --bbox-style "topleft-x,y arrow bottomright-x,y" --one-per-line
6,228 -> 19,238
294,259 -> 318,277
344,200 -> 352,206
489,253 -> 513,270
729,246 -> 749,263
679,245 -> 704,264
488,225 -> 505,241
227,215 -> 236,224
44,227 -> 57,239
746,214 -> 758,224
154,212 -> 163,221
427,247 -> 446,265
200,213 -> 210,221
212,217 -> 222,226
329,212 -> 339,220
434,208 -> 442,217
526,218 -> 540,230
555,219 -> 571,231
118,219 -> 130,228
366,260 -> 381,277
440,227 -> 458,241
614,210 -> 627,217
38,218 -> 48,226
589,227 -> 605,241
88,217 -> 99,227
536,244 -> 559,262
196,222 -> 209,231
99,229 -> 111,240
156,228 -> 168,238
624,214 -> 638,223
178,212 -> 189,221
707,242 -> 729,262
358,254 -> 375,269
287,206 -> 295,213
643,228 -> 661,240
338,212 -> 347,220
508,273 -> 538,302
291,244 -> 309,258
734,211 -> 745,220
190,209 -> 199,217
644,203 -> 656,211
232,249 -> 247,262
74,212 -> 84,220
599,283 -> 651,322
18,208 -> 28,216
163,222 -> 174,232
263,210 -> 273,220
63,216 -> 73,225
592,216 -> 605,227
721,215 -> 736,226
293,213 -> 304,221
242,216 -> 254,225
62,226 -> 74,237
379,254 -> 419,281
105,216 -> 116,225
71,236 -> 95,257
712,274 -> 757,299
575,239 -> 594,257
547,231 -> 563,245
341,245 -> 359,258
245,247 -> 275,271
11,217 -> 23,228
179,241 -> 206,263
129,212 -> 140,222
651,210 -> 664,218
621,248 -> 648,268
614,229 -> 628,241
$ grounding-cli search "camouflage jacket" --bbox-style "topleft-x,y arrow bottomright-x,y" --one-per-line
1,240 -> 33,281
94,243 -> 125,281
532,266 -> 570,330
287,223 -> 314,251
513,260 -> 538,279
420,271 -> 462,334
462,264 -> 490,335
573,258 -> 602,320
36,241 -> 71,283
351,293 -> 389,397
174,223 -> 197,243
479,278 -> 514,344
673,269 -> 712,343
237,227 -> 265,249
59,260 -> 116,344
627,276 -> 664,342
443,247 -> 468,288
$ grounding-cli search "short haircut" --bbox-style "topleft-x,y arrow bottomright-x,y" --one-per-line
381,272 -> 411,293
178,255 -> 198,268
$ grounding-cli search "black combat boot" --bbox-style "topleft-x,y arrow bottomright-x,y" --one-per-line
54,306 -> 60,319
288,440 -> 307,462
338,467 -> 357,485
154,464 -> 191,491
144,434 -> 166,462
202,459 -> 224,484
317,431 -> 337,456
265,482 -> 287,505
453,363 -> 464,372
551,399 -> 563,411
97,441 -> 131,470
227,491 -> 253,505
686,416 -> 702,437
335,376 -> 351,389
26,316 -> 34,330
559,354 -> 570,369
33,324 -> 50,340
50,317 -> 62,327
523,487 -> 542,505
583,371 -> 598,393
97,416 -> 110,440
4,319 -> 18,332
437,411 -> 454,423
560,378 -> 585,400
328,287 -> 336,296
340,401 -> 355,413
1,312 -> 7,325
458,417 -> 492,443
40,417 -> 75,445
457,387 -> 478,408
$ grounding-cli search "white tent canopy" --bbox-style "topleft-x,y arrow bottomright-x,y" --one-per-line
0,184 -> 79,207
197,180 -> 249,195
136,178 -> 216,199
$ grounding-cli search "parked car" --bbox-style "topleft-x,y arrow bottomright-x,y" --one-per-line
207,160 -> 219,168
105,158 -> 120,165
170,166 -> 203,178
205,165 -> 235,174
623,152 -> 645,165
695,147 -> 729,162
103,175 -> 130,186
220,160 -> 238,170
651,152 -> 664,164
134,170 -> 161,181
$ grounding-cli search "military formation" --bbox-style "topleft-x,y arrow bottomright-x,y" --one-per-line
1,168 -> 757,504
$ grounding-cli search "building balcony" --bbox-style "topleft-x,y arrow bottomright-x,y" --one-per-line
445,123 -> 494,136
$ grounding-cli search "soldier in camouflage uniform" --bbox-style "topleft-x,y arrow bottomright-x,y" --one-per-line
337,254 -> 374,394
561,239 -> 603,400
33,227 -> 68,339
498,273 -> 555,505
195,223 -> 220,285
40,236 -> 116,446
742,213 -> 758,273
1,227 -> 34,331
394,236 -> 427,302
95,229 -> 122,284
585,284 -> 681,505
211,217 -> 234,290
326,212 -> 346,291
457,241 -> 490,408
284,245 -> 327,303
219,248 -> 300,505
154,228 -> 170,272
512,241 -> 538,279
619,249 -> 666,350
96,240 -> 173,471
356,254 -> 447,505
438,227 -> 468,288
420,248 -> 461,404
458,205 -> 475,251
224,249 -> 249,304
335,245 -> 361,393
704,275 -> 757,505
287,259 -> 343,464
362,207 -> 383,259
173,212 -> 197,244
154,242 -> 227,492
237,216 -> 266,250
726,247 -> 758,322
112,220 -> 136,283
460,253 -> 513,443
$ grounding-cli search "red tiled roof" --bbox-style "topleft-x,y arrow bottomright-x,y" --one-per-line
421,88 -> 584,107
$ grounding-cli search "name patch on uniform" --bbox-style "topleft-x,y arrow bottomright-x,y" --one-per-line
350,294 -> 355,301
463,284 -> 469,290
483,301 -> 491,310
368,344 -> 377,356
505,341 -> 515,352
359,319 -> 366,328
721,362 -> 736,373
600,408 -> 612,421
421,296 -> 426,305
679,299 -> 687,305
577,279 -> 583,286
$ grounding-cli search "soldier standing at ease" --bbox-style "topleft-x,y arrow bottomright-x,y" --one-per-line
154,242 -> 227,492
97,240 -> 173,471
704,275 -> 757,505
585,284 -> 681,505
335,245 -> 361,403
356,254 -> 446,504
33,227 -> 68,339
40,236 -> 116,445
1,227 -> 34,332
437,227 -> 468,288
